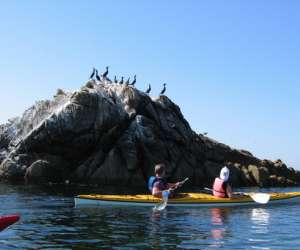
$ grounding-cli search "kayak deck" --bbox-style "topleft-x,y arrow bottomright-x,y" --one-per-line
75,192 -> 300,207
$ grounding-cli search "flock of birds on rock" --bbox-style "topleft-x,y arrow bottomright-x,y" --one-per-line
89,66 -> 166,95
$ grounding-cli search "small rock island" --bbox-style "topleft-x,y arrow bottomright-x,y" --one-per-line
0,68 -> 299,188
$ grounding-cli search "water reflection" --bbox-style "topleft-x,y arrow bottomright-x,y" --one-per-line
209,208 -> 230,248
1,183 -> 300,249
149,210 -> 169,249
211,208 -> 229,226
251,208 -> 270,226
249,208 -> 271,249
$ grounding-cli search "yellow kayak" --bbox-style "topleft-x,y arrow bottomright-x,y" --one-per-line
74,192 -> 300,207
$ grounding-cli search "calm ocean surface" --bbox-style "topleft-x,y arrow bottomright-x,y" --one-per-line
0,183 -> 300,249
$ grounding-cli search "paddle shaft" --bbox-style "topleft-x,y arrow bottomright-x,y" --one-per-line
205,187 -> 243,196
204,187 -> 270,204
177,177 -> 189,188
167,178 -> 189,193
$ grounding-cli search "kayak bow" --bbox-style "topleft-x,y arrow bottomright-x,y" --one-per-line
0,214 -> 20,232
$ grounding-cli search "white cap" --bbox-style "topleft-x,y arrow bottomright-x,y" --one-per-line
220,166 -> 230,181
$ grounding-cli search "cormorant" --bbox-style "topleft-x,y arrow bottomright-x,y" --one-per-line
89,68 -> 95,79
102,66 -> 109,78
145,84 -> 151,94
106,77 -> 112,84
114,76 -> 118,83
125,77 -> 130,85
130,75 -> 136,85
160,83 -> 166,95
119,76 -> 124,84
95,69 -> 101,81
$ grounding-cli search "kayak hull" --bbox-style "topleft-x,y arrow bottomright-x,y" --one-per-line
0,214 -> 20,231
75,192 -> 300,208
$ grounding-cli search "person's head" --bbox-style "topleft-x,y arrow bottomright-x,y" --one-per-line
220,166 -> 230,182
154,163 -> 166,177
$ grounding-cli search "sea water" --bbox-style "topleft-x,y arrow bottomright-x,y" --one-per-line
0,183 -> 300,249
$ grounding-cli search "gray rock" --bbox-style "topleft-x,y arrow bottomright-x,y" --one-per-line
25,160 -> 49,180
248,165 -> 269,187
0,79 -> 299,188
25,157 -> 69,183
0,158 -> 24,181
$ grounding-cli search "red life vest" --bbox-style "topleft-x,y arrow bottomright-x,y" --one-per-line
213,178 -> 228,198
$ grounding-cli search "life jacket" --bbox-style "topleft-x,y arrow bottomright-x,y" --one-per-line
148,176 -> 158,192
147,176 -> 167,193
213,178 -> 228,198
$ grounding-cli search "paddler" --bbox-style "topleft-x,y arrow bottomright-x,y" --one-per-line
149,163 -> 182,198
212,166 -> 233,198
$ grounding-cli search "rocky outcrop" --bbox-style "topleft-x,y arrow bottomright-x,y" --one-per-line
0,79 -> 299,187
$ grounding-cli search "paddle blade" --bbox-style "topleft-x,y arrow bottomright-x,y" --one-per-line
153,190 -> 169,212
249,193 -> 270,204
153,201 -> 167,212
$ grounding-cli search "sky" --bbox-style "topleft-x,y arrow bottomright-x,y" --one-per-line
0,1 -> 299,169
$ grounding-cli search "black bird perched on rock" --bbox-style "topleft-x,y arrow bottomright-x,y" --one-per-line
114,76 -> 118,83
130,75 -> 136,86
145,84 -> 151,94
160,83 -> 167,95
125,77 -> 130,85
106,77 -> 112,84
102,66 -> 109,78
203,132 -> 208,136
89,68 -> 95,79
95,69 -> 101,81
119,76 -> 124,84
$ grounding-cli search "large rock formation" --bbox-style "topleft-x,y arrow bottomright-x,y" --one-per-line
0,79 -> 299,188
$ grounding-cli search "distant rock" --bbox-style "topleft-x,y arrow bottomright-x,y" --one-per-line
0,79 -> 299,188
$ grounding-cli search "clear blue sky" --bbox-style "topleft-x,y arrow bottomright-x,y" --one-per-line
0,1 -> 299,169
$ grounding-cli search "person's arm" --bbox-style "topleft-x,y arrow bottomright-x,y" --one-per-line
226,184 -> 233,198
168,182 -> 180,189
152,182 -> 171,198
152,185 -> 164,198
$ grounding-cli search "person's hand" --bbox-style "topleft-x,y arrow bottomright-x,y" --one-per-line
175,182 -> 183,188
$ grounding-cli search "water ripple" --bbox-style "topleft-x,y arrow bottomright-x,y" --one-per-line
0,184 -> 300,249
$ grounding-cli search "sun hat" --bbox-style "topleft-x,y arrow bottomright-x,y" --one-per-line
220,166 -> 230,181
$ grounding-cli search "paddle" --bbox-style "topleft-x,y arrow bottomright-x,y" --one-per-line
204,187 -> 270,204
153,178 -> 189,212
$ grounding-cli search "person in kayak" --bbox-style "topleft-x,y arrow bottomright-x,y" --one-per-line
213,166 -> 233,198
150,163 -> 182,198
